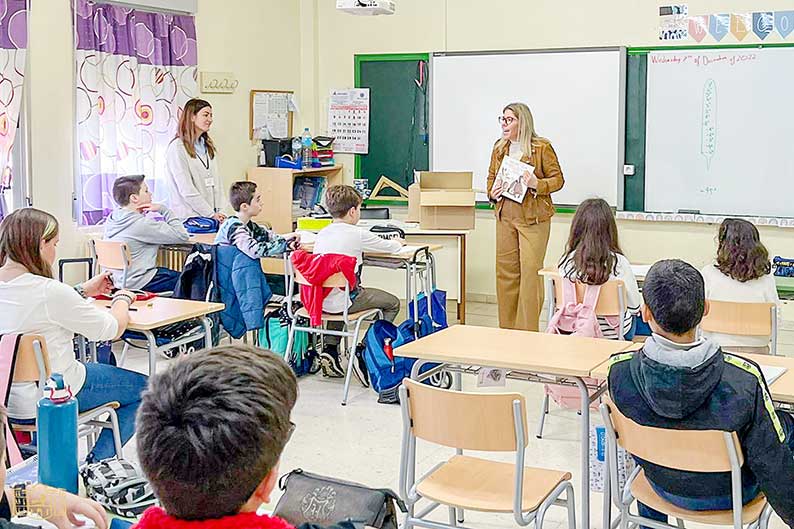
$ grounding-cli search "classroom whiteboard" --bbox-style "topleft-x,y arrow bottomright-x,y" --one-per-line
430,49 -> 624,205
645,48 -> 794,217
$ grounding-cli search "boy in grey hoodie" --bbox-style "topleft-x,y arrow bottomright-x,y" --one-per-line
104,175 -> 189,292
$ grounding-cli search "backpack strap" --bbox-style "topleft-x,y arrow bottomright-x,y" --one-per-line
559,276 -> 577,306
0,335 -> 24,467
581,283 -> 602,311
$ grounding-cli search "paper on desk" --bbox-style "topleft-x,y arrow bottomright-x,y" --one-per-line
396,244 -> 428,256
760,365 -> 787,385
631,264 -> 652,278
295,230 -> 317,244
6,454 -> 37,486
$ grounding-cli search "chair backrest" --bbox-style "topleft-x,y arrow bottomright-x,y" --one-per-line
14,335 -> 51,389
294,269 -> 350,288
701,300 -> 774,337
602,399 -> 742,472
91,240 -> 131,272
550,273 -> 626,317
360,207 -> 390,220
402,378 -> 527,452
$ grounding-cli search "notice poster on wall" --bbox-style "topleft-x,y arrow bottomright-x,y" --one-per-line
328,88 -> 370,154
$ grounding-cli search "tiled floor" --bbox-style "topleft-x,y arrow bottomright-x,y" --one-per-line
118,302 -> 789,529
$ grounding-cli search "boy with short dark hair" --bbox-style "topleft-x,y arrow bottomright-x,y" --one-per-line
607,259 -> 794,526
215,181 -> 297,259
104,174 -> 189,292
311,185 -> 403,378
132,345 -> 354,529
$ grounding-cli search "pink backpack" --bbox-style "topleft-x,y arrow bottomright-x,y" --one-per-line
544,277 -> 617,410
546,277 -> 603,338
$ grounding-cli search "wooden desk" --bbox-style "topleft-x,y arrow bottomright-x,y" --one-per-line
188,233 -> 217,245
94,297 -> 224,375
398,325 -> 636,529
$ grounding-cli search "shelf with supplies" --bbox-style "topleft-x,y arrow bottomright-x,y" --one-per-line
246,164 -> 344,234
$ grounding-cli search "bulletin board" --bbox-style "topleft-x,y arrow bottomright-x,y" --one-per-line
249,90 -> 294,140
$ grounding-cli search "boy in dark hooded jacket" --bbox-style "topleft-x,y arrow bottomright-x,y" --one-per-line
608,259 -> 794,526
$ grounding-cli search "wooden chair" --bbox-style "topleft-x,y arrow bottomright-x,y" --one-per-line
537,273 -> 627,439
701,301 -> 777,355
90,239 -> 132,288
399,379 -> 575,529
544,273 -> 628,330
11,335 -> 123,458
600,400 -> 773,529
283,258 -> 383,406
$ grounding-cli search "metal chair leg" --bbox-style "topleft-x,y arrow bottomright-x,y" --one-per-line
341,337 -> 356,406
284,324 -> 296,364
537,393 -> 550,439
108,408 -> 123,458
448,507 -> 457,527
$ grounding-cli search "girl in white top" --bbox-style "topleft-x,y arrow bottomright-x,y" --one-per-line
0,208 -> 146,462
165,98 -> 226,221
557,198 -> 641,339
700,218 -> 780,352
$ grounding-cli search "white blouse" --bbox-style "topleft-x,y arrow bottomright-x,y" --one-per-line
164,138 -> 225,219
0,274 -> 119,419
700,264 -> 780,348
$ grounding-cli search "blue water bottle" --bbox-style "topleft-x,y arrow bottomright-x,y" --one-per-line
37,374 -> 78,493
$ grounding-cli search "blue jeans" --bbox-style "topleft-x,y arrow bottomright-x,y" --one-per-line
142,267 -> 180,294
639,413 -> 794,527
77,363 -> 148,461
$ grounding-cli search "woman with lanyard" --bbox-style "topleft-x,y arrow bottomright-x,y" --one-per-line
165,98 -> 227,221
487,102 -> 564,331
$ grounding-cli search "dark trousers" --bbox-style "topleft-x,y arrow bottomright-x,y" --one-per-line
142,267 -> 180,294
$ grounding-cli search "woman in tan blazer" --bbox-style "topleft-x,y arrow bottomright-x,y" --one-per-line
487,102 -> 564,331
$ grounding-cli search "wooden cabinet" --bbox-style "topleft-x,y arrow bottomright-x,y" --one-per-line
246,164 -> 344,234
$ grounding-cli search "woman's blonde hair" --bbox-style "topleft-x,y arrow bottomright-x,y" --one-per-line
498,102 -> 544,156
177,98 -> 216,160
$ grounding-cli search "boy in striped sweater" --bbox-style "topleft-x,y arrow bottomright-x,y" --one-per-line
215,181 -> 299,258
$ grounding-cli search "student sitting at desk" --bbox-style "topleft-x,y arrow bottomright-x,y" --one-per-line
608,259 -> 794,527
558,198 -> 641,339
215,181 -> 298,258
313,185 -> 403,378
104,175 -> 189,293
134,345 -> 359,529
0,208 -> 147,463
700,218 -> 780,354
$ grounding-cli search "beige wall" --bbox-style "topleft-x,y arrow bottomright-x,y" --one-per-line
26,0 -> 794,292
27,0 -> 300,279
306,0 -> 794,298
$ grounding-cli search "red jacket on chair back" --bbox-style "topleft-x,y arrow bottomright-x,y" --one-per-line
290,250 -> 357,326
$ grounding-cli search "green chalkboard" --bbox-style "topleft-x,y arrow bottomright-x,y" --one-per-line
354,53 -> 429,197
624,53 -> 647,212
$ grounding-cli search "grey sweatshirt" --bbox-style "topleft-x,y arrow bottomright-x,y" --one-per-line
103,207 -> 189,289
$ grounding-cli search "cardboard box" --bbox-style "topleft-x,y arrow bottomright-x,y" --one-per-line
412,171 -> 475,230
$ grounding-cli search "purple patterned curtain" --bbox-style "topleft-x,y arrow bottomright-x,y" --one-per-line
0,0 -> 27,221
73,0 -> 197,225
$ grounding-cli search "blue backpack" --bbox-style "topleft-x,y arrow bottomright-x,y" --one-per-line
362,288 -> 451,403
183,216 -> 220,234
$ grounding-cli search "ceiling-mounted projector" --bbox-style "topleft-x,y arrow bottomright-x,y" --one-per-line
336,0 -> 395,16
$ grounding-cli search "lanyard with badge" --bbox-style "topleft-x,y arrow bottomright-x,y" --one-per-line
196,146 -> 217,212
